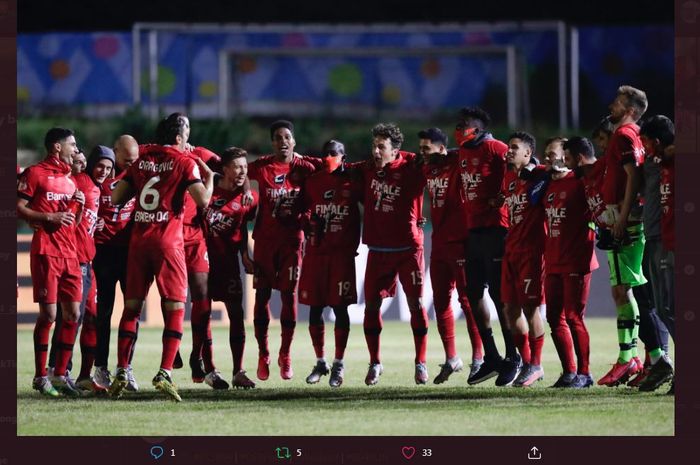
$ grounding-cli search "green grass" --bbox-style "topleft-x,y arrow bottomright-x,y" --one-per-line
17,318 -> 673,436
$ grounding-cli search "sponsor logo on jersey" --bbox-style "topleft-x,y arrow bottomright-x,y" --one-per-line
213,198 -> 227,207
560,191 -> 567,199
231,202 -> 241,211
472,158 -> 480,166
460,159 -> 468,168
109,180 -> 120,190
392,173 -> 401,180
46,191 -> 73,201
547,192 -> 556,203
376,170 -> 385,178
274,173 -> 286,184
508,181 -> 516,191
323,190 -> 335,200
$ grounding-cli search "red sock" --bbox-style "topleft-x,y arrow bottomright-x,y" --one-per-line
161,309 -> 184,371
513,332 -> 531,365
461,295 -> 483,361
363,310 -> 382,364
117,307 -> 140,368
191,299 -> 215,372
567,315 -> 590,375
78,312 -> 97,379
33,318 -> 53,377
309,323 -> 325,359
410,306 -> 428,364
253,299 -> 270,356
279,291 -> 297,356
435,305 -> 457,360
529,334 -> 545,366
54,320 -> 79,377
334,327 -> 349,360
551,326 -> 576,373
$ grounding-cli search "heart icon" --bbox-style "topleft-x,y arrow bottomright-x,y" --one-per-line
401,446 -> 416,460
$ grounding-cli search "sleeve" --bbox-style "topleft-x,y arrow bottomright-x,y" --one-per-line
617,136 -> 638,166
17,167 -> 37,201
301,155 -> 323,171
247,157 -> 262,180
193,146 -> 222,172
181,156 -> 203,187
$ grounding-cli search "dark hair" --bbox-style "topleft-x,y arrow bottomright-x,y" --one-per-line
544,136 -> 568,148
44,127 -> 74,152
221,147 -> 248,166
156,112 -> 188,145
270,120 -> 294,140
617,85 -> 648,120
508,131 -> 536,153
417,127 -> 448,146
372,123 -> 404,149
458,106 -> 492,127
563,136 -> 595,160
640,115 -> 675,147
592,116 -> 614,138
322,139 -> 345,156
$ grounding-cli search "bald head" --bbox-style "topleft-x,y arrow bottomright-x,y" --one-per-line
113,134 -> 139,171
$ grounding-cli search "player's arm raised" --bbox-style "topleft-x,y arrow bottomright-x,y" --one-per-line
188,157 -> 215,208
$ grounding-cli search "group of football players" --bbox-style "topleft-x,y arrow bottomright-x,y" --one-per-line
18,84 -> 675,401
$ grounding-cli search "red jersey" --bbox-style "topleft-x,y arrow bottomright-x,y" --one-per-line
502,166 -> 547,255
457,137 -> 510,229
203,186 -> 258,254
183,147 -> 221,244
660,159 -> 674,251
123,144 -> 203,249
72,172 -> 100,263
543,172 -> 599,274
17,155 -> 78,258
248,155 -> 316,244
581,159 -> 606,225
302,167 -> 364,255
94,169 -> 136,246
362,153 -> 426,249
423,153 -> 469,245
601,123 -> 645,207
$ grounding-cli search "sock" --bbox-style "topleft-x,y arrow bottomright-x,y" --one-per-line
227,301 -> 245,374
190,299 -> 211,364
161,309 -> 184,371
435,305 -> 457,360
279,292 -> 297,356
33,318 -> 53,378
363,309 -> 383,364
616,300 -> 639,363
513,332 -> 531,365
649,347 -> 664,365
117,307 -> 140,368
78,313 -> 97,379
334,326 -> 349,360
253,300 -> 270,357
567,316 -> 591,375
54,320 -> 79,377
309,324 -> 325,359
478,326 -> 501,363
462,299 -> 484,361
551,326 -> 576,374
529,334 -> 545,367
410,306 -> 428,364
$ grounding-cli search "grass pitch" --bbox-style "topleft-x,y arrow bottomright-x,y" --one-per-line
17,318 -> 673,436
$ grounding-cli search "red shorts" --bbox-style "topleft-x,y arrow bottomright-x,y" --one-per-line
299,252 -> 357,306
544,272 -> 592,316
185,238 -> 210,274
208,247 -> 243,302
253,239 -> 302,291
364,248 -> 424,301
430,242 -> 467,306
501,250 -> 545,306
30,254 -> 82,304
125,246 -> 188,302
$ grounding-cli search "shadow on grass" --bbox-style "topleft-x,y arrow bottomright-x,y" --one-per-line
17,385 -> 670,403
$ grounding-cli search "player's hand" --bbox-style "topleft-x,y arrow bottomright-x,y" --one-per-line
241,254 -> 255,274
242,190 -> 254,206
185,143 -> 195,152
195,158 -> 214,184
417,217 -> 427,228
46,211 -> 75,227
95,218 -> 105,232
612,218 -> 627,239
488,193 -> 506,208
73,190 -> 85,205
